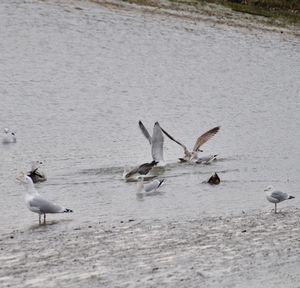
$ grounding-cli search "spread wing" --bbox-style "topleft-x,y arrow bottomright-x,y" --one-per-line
193,126 -> 220,152
160,127 -> 189,156
151,122 -> 164,162
29,196 -> 65,214
138,120 -> 152,145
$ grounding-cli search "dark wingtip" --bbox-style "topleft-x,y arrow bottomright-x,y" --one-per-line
65,208 -> 73,213
289,196 -> 295,199
158,179 -> 165,188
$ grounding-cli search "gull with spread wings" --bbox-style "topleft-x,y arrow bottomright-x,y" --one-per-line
160,126 -> 220,162
138,121 -> 165,166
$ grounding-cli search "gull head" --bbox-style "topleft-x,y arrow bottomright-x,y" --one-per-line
264,185 -> 274,192
4,128 -> 9,134
31,161 -> 43,170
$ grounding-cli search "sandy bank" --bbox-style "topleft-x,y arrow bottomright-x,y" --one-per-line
88,0 -> 300,37
1,208 -> 300,287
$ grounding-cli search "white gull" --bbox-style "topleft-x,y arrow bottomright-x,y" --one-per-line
16,173 -> 73,224
264,185 -> 295,213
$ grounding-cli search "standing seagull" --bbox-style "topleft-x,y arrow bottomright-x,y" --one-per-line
160,126 -> 220,162
2,128 -> 16,144
139,121 -> 165,166
16,173 -> 73,224
264,185 -> 295,213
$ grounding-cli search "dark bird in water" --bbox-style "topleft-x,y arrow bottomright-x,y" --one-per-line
264,185 -> 295,214
27,161 -> 47,183
207,172 -> 220,185
160,125 -> 220,162
123,160 -> 158,180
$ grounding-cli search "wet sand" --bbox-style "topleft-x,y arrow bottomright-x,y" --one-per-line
1,208 -> 300,287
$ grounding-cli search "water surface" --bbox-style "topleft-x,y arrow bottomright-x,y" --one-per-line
0,0 -> 299,234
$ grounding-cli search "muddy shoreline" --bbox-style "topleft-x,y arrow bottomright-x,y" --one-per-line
1,208 -> 300,287
88,0 -> 300,37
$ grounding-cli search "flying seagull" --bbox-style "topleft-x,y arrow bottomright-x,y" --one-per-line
264,185 -> 295,213
160,126 -> 220,162
16,173 -> 73,224
139,121 -> 165,166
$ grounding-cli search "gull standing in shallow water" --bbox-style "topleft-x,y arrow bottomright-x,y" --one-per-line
2,128 -> 16,144
160,126 -> 220,162
139,121 -> 166,166
16,173 -> 73,224
264,185 -> 295,213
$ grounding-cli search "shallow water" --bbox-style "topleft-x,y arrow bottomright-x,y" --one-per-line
0,0 -> 299,234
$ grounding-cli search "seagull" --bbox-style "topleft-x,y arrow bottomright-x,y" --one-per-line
123,160 -> 158,181
16,173 -> 73,224
264,185 -> 295,213
136,177 -> 165,195
195,154 -> 218,164
160,126 -> 220,162
2,128 -> 16,144
139,121 -> 165,166
207,172 -> 220,185
27,161 -> 47,183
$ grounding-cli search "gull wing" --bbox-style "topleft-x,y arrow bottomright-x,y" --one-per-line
271,191 -> 289,202
192,126 -> 220,152
139,120 -> 152,145
160,126 -> 189,156
29,196 -> 65,214
151,122 -> 164,162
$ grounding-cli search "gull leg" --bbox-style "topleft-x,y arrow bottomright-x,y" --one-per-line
43,213 -> 46,224
39,214 -> 41,225
275,203 -> 277,214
